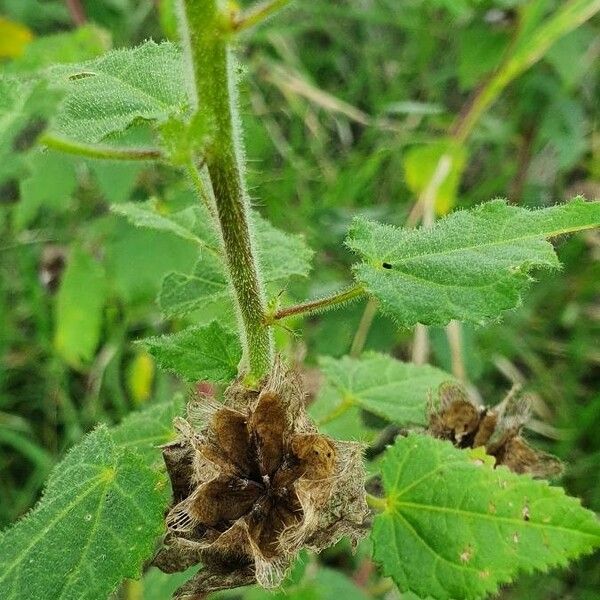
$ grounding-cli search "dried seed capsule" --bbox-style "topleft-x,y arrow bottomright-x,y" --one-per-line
154,359 -> 369,598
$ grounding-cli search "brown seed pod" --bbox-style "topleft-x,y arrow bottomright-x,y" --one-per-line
153,360 -> 369,598
428,382 -> 563,478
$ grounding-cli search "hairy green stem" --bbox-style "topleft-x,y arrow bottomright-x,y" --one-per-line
269,285 -> 366,323
40,133 -> 163,161
177,0 -> 273,383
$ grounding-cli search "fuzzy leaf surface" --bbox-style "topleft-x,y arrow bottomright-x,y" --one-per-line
140,321 -> 241,382
111,201 -> 219,248
0,427 -> 166,600
372,434 -> 600,600
158,213 -> 313,317
112,397 -> 184,462
48,41 -> 186,143
311,352 -> 453,438
347,199 -> 600,327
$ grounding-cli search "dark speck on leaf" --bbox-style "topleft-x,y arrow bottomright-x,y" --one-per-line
69,71 -> 97,81
382,262 -> 392,269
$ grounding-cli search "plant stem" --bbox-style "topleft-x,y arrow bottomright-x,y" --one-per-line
366,493 -> 387,512
65,0 -> 86,25
40,133 -> 163,161
451,0 -> 600,143
184,158 -> 216,219
232,0 -> 292,32
270,285 -> 366,323
350,297 -> 378,358
177,0 -> 272,383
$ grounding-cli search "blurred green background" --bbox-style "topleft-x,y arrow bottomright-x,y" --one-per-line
0,1 -> 599,598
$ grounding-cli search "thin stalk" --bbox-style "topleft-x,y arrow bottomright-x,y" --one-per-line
40,133 -> 163,161
452,0 -> 600,143
65,0 -> 86,25
350,297 -> 378,358
232,0 -> 292,32
366,493 -> 387,512
177,0 -> 272,383
184,158 -> 216,219
446,320 -> 466,381
410,0 -> 600,368
270,285 -> 366,323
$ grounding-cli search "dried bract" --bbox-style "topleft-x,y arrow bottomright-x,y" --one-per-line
154,361 -> 369,598
428,382 -> 562,478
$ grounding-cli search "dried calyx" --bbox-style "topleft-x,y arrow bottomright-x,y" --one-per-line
154,361 -> 369,599
428,382 -> 563,478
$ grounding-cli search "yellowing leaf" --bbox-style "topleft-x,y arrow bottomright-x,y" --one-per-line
403,140 -> 467,215
126,351 -> 155,405
0,17 -> 33,59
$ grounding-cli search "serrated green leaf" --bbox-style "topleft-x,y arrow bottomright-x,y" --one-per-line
252,214 -> 314,283
112,200 -> 220,248
141,321 -> 241,382
311,382 -> 377,443
112,397 -> 184,462
158,212 -> 313,317
48,41 -> 187,143
0,426 -> 166,600
372,434 -> 600,600
311,353 -> 453,438
104,217 -> 198,304
347,199 -> 600,328
159,253 -> 229,317
54,247 -> 107,367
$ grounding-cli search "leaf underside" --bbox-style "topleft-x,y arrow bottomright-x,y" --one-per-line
372,434 -> 600,600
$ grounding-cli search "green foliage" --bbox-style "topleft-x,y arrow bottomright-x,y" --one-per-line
159,254 -> 229,318
54,247 -> 107,368
111,397 -> 184,462
47,41 -> 186,143
15,149 -> 77,229
348,198 -> 600,328
1,1 -> 600,599
157,213 -> 313,317
0,76 -> 60,185
0,427 -> 166,600
3,24 -> 109,73
112,200 -> 218,247
245,566 -> 369,600
141,321 -> 241,382
372,434 -> 600,600
311,352 -> 453,440
403,140 -> 467,214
